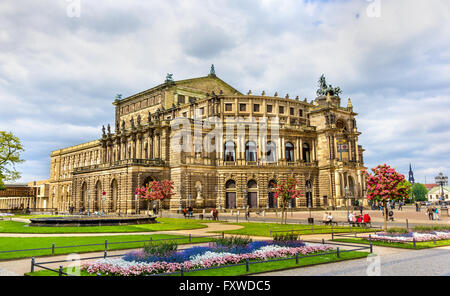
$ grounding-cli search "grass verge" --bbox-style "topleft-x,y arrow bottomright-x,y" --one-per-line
216,222 -> 375,237
0,234 -> 214,260
333,238 -> 450,249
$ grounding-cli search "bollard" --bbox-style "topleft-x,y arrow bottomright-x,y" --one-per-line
370,241 -> 373,253
104,250 -> 107,259
413,238 -> 416,248
189,234 -> 192,243
31,257 -> 35,273
222,232 -> 225,239
246,258 -> 249,272
322,238 -> 325,245
406,219 -> 409,229
52,243 -> 55,256
150,236 -> 153,246
337,247 -> 340,258
59,265 -> 63,276
181,264 -> 185,276
296,253 -> 299,264
105,240 -> 108,251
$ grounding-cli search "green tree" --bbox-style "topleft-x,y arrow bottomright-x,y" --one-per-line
0,131 -> 25,190
411,183 -> 428,202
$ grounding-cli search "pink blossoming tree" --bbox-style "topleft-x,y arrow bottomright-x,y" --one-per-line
135,179 -> 175,216
363,164 -> 411,230
274,176 -> 303,224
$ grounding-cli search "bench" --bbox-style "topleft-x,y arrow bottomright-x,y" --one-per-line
349,221 -> 372,228
321,220 -> 338,226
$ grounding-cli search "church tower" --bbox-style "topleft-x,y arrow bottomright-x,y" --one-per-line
408,163 -> 415,185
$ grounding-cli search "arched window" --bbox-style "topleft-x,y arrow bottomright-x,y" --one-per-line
245,141 -> 257,161
266,141 -> 277,163
224,141 -> 236,161
285,142 -> 294,162
225,180 -> 236,189
247,180 -> 258,189
303,143 -> 310,162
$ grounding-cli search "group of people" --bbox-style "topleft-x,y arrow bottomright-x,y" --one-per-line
348,211 -> 372,225
183,206 -> 194,218
427,207 -> 440,221
322,212 -> 334,224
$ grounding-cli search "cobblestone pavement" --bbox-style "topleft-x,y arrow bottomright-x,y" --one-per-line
256,245 -> 450,276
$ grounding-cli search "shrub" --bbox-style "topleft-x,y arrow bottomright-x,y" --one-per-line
272,233 -> 305,248
386,227 -> 409,234
143,241 -> 178,257
215,235 -> 252,248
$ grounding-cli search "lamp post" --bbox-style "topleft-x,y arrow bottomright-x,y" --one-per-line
243,189 -> 248,210
345,186 -> 350,221
216,186 -> 221,210
87,190 -> 91,216
177,185 -> 183,212
435,173 -> 448,207
135,194 -> 139,215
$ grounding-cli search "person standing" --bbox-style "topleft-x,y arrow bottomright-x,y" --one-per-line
188,206 -> 193,217
398,201 -> 403,211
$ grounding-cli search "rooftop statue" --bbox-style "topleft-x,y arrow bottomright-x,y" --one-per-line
210,64 -> 216,75
316,74 -> 342,97
165,73 -> 174,83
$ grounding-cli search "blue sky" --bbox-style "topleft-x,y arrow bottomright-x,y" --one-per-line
1,0 -> 449,184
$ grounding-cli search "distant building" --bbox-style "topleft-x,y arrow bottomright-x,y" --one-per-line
427,186 -> 449,203
408,164 -> 415,185
0,184 -> 37,210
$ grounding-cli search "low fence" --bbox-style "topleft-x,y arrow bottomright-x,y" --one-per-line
28,233 -> 224,276
149,240 -> 372,277
269,223 -> 382,237
3,233 -> 223,259
330,231 -> 443,249
29,236 -> 372,277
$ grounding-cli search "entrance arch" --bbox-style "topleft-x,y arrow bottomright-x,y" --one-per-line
268,179 -> 277,209
80,182 -> 87,211
247,180 -> 258,208
110,179 -> 118,213
94,181 -> 102,212
225,180 -> 236,209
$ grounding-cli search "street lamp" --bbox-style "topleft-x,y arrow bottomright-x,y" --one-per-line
435,173 -> 448,207
243,189 -> 248,210
135,194 -> 139,215
87,190 -> 91,216
345,186 -> 350,221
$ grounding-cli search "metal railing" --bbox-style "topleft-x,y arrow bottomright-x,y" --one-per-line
2,233 -> 223,259
268,223 -> 381,237
331,231 -> 442,249
148,240 -> 372,277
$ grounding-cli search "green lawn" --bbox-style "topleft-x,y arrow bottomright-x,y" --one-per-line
333,238 -> 450,249
216,222 -> 375,237
0,218 -> 213,234
0,234 -> 215,260
25,251 -> 370,276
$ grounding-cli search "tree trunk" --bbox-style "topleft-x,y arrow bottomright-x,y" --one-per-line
383,200 -> 388,231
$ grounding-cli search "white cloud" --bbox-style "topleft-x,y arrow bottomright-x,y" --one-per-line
0,0 -> 449,183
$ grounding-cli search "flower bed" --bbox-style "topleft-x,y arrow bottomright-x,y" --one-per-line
362,231 -> 450,243
81,242 -> 334,276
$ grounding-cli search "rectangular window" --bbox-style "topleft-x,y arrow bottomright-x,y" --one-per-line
178,95 -> 185,104
267,105 -> 273,113
225,103 -> 233,111
200,107 -> 205,115
279,106 -> 284,114
240,104 -> 246,112
299,109 -> 303,117
253,104 -> 260,112
290,107 -> 294,116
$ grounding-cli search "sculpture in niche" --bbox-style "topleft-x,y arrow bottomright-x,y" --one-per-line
195,181 -> 204,207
